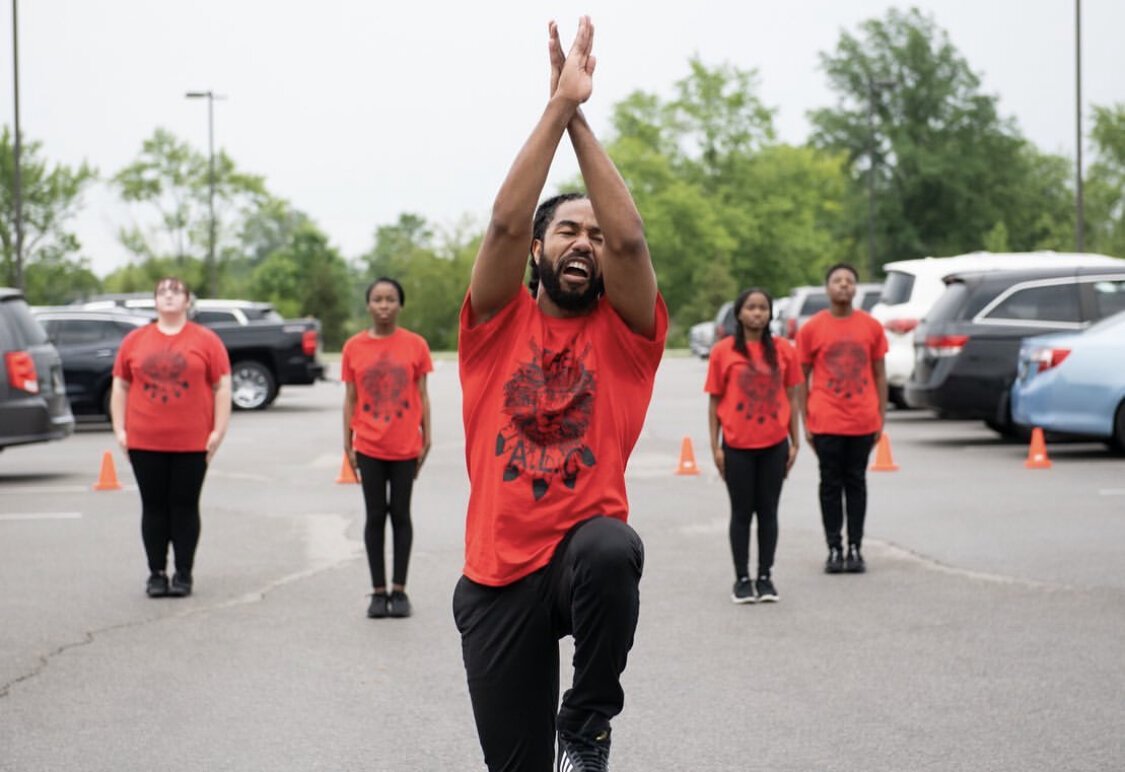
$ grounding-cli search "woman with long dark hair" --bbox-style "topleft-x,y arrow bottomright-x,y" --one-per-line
341,277 -> 432,619
705,288 -> 802,603
111,277 -> 231,598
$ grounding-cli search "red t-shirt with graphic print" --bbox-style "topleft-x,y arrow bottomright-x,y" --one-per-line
458,290 -> 668,587
113,322 -> 231,452
797,309 -> 887,436
341,328 -> 433,461
704,335 -> 802,449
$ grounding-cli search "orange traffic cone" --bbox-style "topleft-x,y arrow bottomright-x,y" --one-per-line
675,437 -> 701,476
336,453 -> 359,484
93,451 -> 123,491
1025,427 -> 1052,469
870,434 -> 899,472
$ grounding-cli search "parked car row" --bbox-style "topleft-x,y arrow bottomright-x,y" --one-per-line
688,251 -> 1125,452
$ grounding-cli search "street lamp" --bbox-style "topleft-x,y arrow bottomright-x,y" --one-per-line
185,90 -> 224,297
10,0 -> 24,291
866,78 -> 897,280
1075,0 -> 1085,252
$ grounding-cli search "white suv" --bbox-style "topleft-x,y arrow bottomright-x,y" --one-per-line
869,251 -> 1125,407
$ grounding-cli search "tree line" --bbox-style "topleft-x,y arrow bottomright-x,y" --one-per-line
3,9 -> 1124,349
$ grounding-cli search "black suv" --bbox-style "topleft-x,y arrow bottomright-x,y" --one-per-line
32,307 -> 152,419
0,288 -> 74,450
906,265 -> 1125,435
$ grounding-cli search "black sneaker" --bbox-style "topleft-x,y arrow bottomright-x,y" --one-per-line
167,573 -> 193,597
731,576 -> 756,604
387,590 -> 412,618
366,592 -> 388,619
145,573 -> 169,598
845,544 -> 866,573
755,576 -> 779,603
557,727 -> 611,772
825,547 -> 844,574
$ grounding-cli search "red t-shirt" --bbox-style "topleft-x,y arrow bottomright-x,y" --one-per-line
458,290 -> 668,586
797,310 -> 887,435
704,336 -> 802,449
340,328 -> 433,461
113,322 -> 231,452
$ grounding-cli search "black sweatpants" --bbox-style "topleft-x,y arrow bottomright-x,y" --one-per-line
356,452 -> 417,589
453,516 -> 644,772
722,438 -> 788,579
812,433 -> 877,549
128,450 -> 209,577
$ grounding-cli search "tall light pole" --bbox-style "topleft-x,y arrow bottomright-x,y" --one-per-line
866,78 -> 896,280
1075,0 -> 1085,252
185,90 -> 223,296
11,0 -> 24,291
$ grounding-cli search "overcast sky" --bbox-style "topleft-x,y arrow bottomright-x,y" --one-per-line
3,1 -> 1123,276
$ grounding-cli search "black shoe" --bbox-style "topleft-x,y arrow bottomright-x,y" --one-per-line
387,590 -> 411,618
366,592 -> 388,619
755,576 -> 779,603
731,576 -> 756,604
145,573 -> 169,598
845,544 -> 866,573
557,727 -> 611,771
167,573 -> 192,597
825,547 -> 844,574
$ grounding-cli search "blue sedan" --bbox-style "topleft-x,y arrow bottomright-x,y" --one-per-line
1011,310 -> 1125,450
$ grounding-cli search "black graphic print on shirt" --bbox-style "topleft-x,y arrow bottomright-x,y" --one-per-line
822,340 -> 870,399
360,354 -> 410,423
495,339 -> 597,501
735,364 -> 781,426
140,351 -> 190,403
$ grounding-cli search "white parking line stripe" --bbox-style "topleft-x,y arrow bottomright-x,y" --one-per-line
0,512 -> 83,521
0,485 -> 135,495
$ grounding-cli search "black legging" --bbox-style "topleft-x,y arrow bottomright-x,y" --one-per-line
722,439 -> 788,579
128,450 -> 209,577
812,433 -> 876,550
356,452 -> 417,589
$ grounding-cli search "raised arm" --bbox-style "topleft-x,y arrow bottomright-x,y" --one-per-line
469,17 -> 595,325
547,21 -> 656,337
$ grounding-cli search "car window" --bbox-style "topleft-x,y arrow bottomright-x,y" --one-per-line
926,282 -> 970,322
0,298 -> 50,346
984,283 -> 1081,323
194,310 -> 238,324
881,271 -> 915,305
241,306 -> 283,322
800,293 -> 830,316
1090,279 -> 1125,320
860,291 -> 881,311
56,319 -> 115,345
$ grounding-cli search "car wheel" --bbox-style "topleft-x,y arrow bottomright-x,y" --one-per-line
231,360 -> 277,411
889,386 -> 911,410
101,387 -> 113,423
1112,401 -> 1125,453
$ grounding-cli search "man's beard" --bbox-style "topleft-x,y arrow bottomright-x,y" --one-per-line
537,254 -> 604,313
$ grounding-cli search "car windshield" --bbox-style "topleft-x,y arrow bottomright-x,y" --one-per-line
1,298 -> 50,345
800,293 -> 830,315
926,281 -> 970,322
880,271 -> 915,305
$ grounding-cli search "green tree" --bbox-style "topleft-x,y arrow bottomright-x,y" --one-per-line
251,223 -> 352,348
0,126 -> 98,299
1086,103 -> 1125,257
601,60 -> 850,335
809,8 -> 1073,269
113,128 -> 267,296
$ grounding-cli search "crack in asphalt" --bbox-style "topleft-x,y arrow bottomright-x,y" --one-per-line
1,516 -> 363,701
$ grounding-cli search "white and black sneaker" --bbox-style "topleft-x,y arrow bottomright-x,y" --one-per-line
755,576 -> 779,603
731,576 -> 757,604
557,727 -> 611,771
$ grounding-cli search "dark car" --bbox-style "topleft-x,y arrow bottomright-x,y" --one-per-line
76,295 -> 324,410
0,288 -> 74,450
32,307 -> 151,420
906,266 -> 1125,435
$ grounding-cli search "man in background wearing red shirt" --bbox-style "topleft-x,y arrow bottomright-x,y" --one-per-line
453,17 -> 666,772
798,263 -> 888,575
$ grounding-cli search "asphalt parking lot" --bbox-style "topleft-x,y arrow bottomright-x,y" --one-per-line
2,356 -> 1123,771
